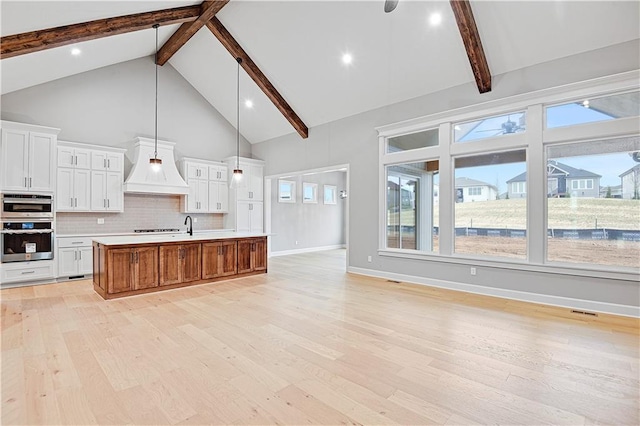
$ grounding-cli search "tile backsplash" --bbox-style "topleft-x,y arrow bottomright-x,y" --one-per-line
56,193 -> 224,235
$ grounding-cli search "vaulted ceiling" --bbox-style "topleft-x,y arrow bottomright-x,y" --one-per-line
1,1 -> 639,144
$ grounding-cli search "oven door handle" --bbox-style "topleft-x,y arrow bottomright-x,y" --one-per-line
3,198 -> 52,205
1,229 -> 54,234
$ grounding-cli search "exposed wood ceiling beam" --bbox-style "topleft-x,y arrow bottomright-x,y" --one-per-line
206,17 -> 309,139
449,0 -> 492,93
1,5 -> 202,59
156,0 -> 229,66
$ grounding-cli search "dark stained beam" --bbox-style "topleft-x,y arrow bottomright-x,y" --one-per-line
156,0 -> 229,66
1,5 -> 202,59
206,17 -> 309,139
449,0 -> 492,93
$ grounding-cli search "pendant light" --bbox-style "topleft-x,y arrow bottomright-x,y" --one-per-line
149,24 -> 162,172
230,57 -> 244,188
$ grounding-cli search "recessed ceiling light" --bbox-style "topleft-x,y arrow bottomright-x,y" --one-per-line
429,12 -> 443,26
342,53 -> 353,65
245,99 -> 254,109
71,48 -> 81,56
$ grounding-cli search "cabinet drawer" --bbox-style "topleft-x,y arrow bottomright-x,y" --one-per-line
1,260 -> 54,283
57,236 -> 93,248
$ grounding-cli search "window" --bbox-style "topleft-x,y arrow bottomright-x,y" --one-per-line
547,136 -> 640,269
323,185 -> 337,204
386,161 -> 438,252
278,180 -> 295,203
387,128 -> 439,153
511,182 -> 526,194
454,111 -> 526,143
303,182 -> 318,203
468,187 -> 482,196
546,90 -> 640,128
454,150 -> 527,259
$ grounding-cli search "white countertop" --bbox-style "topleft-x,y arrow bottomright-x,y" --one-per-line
92,231 -> 269,246
57,229 -> 235,238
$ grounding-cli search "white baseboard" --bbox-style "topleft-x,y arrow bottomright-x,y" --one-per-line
271,244 -> 346,257
347,266 -> 640,318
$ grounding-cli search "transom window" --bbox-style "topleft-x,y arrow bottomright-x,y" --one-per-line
454,111 -> 526,143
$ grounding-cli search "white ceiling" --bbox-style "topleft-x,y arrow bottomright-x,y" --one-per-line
2,1 -> 639,144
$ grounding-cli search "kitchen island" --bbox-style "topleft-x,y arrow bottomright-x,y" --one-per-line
92,232 -> 268,299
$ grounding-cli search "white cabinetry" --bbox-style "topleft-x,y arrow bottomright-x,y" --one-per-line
1,260 -> 55,285
0,121 -> 60,193
57,141 -> 125,213
180,158 -> 228,213
56,236 -> 93,279
224,157 -> 264,232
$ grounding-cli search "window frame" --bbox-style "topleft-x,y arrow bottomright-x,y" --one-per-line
323,185 -> 337,205
376,71 -> 639,280
278,180 -> 296,203
302,182 -> 318,204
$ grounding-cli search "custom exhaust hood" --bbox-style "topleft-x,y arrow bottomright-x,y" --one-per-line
123,137 -> 189,195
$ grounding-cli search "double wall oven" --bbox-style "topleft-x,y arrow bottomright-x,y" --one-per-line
1,194 -> 54,263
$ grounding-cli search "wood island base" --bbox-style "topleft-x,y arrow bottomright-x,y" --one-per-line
92,236 -> 267,299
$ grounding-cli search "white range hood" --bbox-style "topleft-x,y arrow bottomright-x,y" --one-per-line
123,137 -> 189,195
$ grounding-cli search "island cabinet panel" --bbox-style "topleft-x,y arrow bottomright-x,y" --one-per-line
93,236 -> 266,299
202,240 -> 237,279
159,243 -> 201,286
237,238 -> 268,274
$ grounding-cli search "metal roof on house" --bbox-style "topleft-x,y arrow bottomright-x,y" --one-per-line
507,161 -> 601,183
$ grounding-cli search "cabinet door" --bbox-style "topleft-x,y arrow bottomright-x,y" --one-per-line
74,148 -> 91,169
250,202 -> 264,233
58,146 -> 75,168
201,242 -> 222,279
91,171 -> 107,210
106,172 -> 123,211
197,179 -> 208,211
78,246 -> 94,275
58,247 -> 79,277
249,164 -> 264,201
74,169 -> 91,211
236,201 -> 251,233
29,132 -> 55,192
134,247 -> 159,290
220,240 -> 237,276
181,243 -> 201,283
91,151 -> 107,170
159,245 -> 181,286
1,128 -> 29,191
108,249 -> 133,294
252,238 -> 267,272
218,182 -> 229,212
237,239 -> 253,274
185,178 -> 199,212
56,168 -> 75,211
209,181 -> 225,212
106,153 -> 122,172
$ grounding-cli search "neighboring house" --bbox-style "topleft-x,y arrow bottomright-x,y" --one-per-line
455,177 -> 498,203
507,160 -> 601,198
619,164 -> 640,199
599,184 -> 623,198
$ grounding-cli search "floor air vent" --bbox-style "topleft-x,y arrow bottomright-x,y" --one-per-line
571,309 -> 598,317
387,280 -> 401,283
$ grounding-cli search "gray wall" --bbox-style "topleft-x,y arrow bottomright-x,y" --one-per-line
252,40 -> 640,308
270,171 -> 346,252
1,56 -> 252,161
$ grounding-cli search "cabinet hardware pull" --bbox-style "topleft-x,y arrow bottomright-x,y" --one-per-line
136,252 -> 139,263
107,159 -> 111,169
29,177 -> 32,188
71,197 -> 73,207
107,199 -> 110,208
25,177 -> 28,187
131,252 -> 134,264
79,251 -> 82,260
74,251 -> 77,261
71,241 -> 83,244
75,155 -> 78,165
21,270 -> 35,275
104,159 -> 106,168
103,199 -> 106,208
75,198 -> 78,207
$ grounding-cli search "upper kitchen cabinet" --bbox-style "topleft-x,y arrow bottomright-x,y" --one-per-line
224,157 -> 265,232
0,120 -> 60,193
179,158 -> 228,213
57,141 -> 125,212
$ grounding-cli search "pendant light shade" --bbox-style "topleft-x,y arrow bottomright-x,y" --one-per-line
230,57 -> 244,189
150,24 -> 162,173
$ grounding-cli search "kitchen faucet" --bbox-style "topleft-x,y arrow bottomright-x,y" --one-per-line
184,215 -> 193,236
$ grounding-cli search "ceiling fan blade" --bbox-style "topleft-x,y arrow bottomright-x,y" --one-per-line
384,0 -> 399,13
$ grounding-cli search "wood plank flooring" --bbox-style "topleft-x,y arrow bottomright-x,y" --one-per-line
1,249 -> 638,425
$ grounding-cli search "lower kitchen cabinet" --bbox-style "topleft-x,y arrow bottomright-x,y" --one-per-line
237,238 -> 267,274
159,243 -> 201,286
93,236 -> 266,299
106,246 -> 158,294
57,236 -> 94,279
202,240 -> 237,279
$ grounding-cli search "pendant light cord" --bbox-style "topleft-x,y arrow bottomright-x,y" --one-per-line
236,57 -> 241,171
154,24 -> 159,160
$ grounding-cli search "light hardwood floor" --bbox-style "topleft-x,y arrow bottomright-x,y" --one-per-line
1,249 -> 638,425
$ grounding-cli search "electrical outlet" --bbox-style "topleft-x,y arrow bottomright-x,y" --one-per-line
367,255 -> 372,262
97,218 -> 105,224
470,267 -> 477,276
193,217 -> 198,223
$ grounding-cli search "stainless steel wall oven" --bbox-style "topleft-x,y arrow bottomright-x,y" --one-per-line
1,194 -> 54,263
